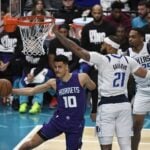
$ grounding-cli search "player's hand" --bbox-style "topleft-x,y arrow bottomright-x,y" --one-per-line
90,113 -> 96,122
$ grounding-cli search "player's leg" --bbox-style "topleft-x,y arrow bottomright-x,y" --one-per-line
18,133 -> 44,150
116,103 -> 133,150
19,119 -> 63,150
131,114 -> 145,150
96,105 -> 116,150
65,121 -> 84,150
118,137 -> 131,150
98,136 -> 113,150
132,91 -> 150,150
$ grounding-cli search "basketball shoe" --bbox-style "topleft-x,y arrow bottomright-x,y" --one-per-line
19,103 -> 28,113
29,102 -> 41,114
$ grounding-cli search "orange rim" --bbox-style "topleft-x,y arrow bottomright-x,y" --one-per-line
17,16 -> 55,26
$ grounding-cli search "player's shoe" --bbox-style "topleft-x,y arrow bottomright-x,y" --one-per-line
19,103 -> 28,113
29,102 -> 41,114
49,97 -> 58,109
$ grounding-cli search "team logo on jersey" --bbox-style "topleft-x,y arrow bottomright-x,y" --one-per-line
96,126 -> 100,133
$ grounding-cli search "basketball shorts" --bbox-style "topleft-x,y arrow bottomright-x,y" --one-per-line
38,116 -> 84,150
133,90 -> 150,114
96,102 -> 133,138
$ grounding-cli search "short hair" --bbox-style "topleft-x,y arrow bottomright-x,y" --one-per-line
59,23 -> 70,31
138,1 -> 149,7
111,1 -> 124,10
54,55 -> 69,64
131,28 -> 145,37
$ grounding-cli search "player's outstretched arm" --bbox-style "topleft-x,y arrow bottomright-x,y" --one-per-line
52,24 -> 90,61
12,79 -> 56,96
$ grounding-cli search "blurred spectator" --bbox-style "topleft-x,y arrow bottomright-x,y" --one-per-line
101,0 -> 130,12
115,25 -> 130,52
81,5 -> 116,53
53,0 -> 83,25
26,0 -> 51,16
104,1 -> 131,33
75,0 -> 100,9
131,1 -> 149,28
0,11 -> 24,106
128,0 -> 140,11
142,11 -> 150,42
48,23 -> 80,74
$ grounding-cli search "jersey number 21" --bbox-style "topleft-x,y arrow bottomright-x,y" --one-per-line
113,72 -> 125,87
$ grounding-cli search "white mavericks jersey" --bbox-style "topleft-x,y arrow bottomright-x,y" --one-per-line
128,42 -> 150,90
90,52 -> 140,97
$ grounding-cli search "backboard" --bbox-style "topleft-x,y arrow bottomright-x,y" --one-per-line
10,0 -> 21,17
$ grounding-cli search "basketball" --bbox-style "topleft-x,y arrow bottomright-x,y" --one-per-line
0,79 -> 12,97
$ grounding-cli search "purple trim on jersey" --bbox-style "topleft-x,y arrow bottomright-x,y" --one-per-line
105,55 -> 111,62
111,54 -> 123,59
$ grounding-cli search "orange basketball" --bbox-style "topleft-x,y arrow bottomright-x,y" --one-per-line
0,79 -> 12,97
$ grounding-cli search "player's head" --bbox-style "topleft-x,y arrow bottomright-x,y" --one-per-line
54,55 -> 69,78
129,28 -> 145,48
102,35 -> 120,54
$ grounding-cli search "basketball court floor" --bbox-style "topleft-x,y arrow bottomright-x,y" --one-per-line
0,104 -> 150,150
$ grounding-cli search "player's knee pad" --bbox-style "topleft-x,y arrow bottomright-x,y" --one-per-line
118,137 -> 131,150
98,136 -> 113,145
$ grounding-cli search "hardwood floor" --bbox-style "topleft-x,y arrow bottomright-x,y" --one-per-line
14,126 -> 150,150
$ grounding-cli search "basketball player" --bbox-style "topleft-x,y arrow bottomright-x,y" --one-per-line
128,28 -> 150,150
12,55 -> 96,150
52,25 -> 150,150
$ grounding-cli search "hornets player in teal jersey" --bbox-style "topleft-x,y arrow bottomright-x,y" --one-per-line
12,55 -> 96,150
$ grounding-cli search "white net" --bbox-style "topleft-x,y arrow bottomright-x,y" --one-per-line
18,16 -> 53,56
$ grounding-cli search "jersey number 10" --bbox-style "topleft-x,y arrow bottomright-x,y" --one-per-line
63,96 -> 77,108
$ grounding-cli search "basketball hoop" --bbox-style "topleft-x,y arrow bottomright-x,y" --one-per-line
4,16 -> 55,56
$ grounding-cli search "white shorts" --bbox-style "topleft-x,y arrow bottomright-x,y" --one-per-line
96,102 -> 133,137
133,90 -> 150,114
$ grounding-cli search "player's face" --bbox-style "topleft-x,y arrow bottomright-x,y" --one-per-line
54,61 -> 68,78
101,42 -> 112,54
129,30 -> 143,48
